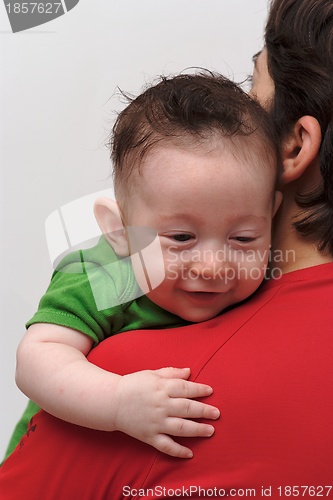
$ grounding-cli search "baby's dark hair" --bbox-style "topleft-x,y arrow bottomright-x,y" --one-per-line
110,71 -> 277,198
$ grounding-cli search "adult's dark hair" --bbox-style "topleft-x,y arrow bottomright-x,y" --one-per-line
110,71 -> 277,199
265,0 -> 333,254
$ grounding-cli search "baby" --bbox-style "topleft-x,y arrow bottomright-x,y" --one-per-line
7,71 -> 281,461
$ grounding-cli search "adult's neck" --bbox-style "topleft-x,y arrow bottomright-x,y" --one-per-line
271,193 -> 333,274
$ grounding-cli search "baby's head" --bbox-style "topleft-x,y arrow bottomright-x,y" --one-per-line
96,72 -> 281,322
110,72 -> 278,213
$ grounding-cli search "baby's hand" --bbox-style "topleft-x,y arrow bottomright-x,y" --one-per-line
113,367 -> 220,458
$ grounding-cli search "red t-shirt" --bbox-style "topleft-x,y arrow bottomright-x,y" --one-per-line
1,263 -> 333,499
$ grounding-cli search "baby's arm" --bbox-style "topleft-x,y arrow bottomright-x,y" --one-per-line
16,323 -> 220,459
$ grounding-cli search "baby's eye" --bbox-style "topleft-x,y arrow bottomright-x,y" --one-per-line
171,233 -> 193,242
161,232 -> 195,243
159,230 -> 196,246
231,236 -> 256,243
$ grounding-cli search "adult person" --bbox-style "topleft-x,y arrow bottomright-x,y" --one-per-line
1,0 -> 333,497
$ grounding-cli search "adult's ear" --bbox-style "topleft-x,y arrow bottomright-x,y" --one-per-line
93,197 -> 129,256
281,116 -> 322,184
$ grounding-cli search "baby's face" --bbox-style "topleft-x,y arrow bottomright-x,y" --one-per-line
123,141 -> 277,322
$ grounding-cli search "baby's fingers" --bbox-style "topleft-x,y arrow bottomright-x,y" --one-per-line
165,417 -> 215,439
170,399 -> 220,421
151,434 -> 194,459
168,379 -> 213,399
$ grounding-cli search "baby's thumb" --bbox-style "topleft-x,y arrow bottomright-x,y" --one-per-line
154,367 -> 191,380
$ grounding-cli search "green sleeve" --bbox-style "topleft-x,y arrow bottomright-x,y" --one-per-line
26,237 -> 137,345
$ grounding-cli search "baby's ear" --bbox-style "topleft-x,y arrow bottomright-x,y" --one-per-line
94,197 -> 129,256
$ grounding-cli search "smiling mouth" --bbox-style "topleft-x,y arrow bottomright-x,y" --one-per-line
183,291 -> 222,301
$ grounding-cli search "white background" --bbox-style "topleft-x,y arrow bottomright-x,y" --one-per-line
0,0 -> 269,459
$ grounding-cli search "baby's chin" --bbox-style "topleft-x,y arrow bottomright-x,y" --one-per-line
178,306 -> 224,324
